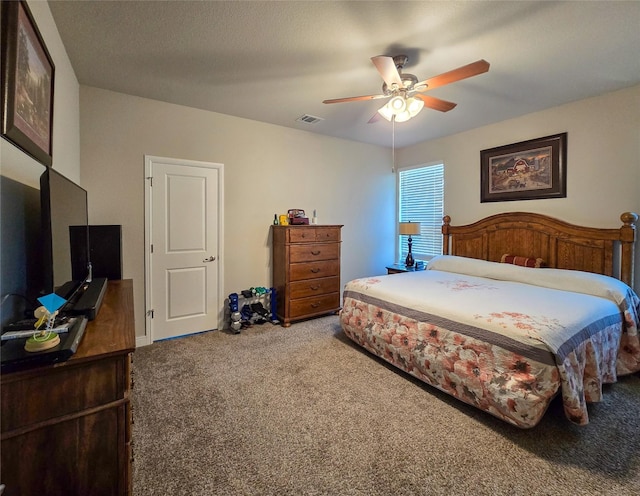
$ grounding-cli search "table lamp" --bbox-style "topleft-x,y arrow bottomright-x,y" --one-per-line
399,221 -> 421,267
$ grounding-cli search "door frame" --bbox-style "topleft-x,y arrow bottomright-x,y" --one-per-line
143,155 -> 225,344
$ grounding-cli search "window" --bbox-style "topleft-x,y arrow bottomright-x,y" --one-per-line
398,163 -> 444,262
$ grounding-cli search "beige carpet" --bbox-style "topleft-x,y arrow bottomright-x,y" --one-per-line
132,316 -> 640,495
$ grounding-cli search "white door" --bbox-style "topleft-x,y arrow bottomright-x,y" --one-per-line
145,156 -> 224,341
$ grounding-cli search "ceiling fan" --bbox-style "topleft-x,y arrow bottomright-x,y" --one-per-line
323,55 -> 490,123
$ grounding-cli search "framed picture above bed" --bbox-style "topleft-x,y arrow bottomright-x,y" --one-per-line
1,0 -> 55,167
480,133 -> 566,202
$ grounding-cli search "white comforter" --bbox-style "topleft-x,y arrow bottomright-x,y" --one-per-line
341,256 -> 640,426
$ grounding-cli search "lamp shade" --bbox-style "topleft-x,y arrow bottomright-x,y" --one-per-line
394,110 -> 411,123
388,96 -> 407,113
399,222 -> 421,235
377,104 -> 393,121
406,97 -> 424,116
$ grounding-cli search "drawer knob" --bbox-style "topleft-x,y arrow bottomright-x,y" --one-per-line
311,250 -> 321,256
311,302 -> 320,308
310,285 -> 320,290
311,268 -> 321,273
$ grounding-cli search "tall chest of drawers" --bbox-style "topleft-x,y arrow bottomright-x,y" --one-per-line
272,225 -> 343,327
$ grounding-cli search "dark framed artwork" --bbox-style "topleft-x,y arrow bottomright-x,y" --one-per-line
480,133 -> 567,203
1,0 -> 55,167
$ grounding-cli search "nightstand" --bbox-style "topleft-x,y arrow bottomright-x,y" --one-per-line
386,263 -> 426,274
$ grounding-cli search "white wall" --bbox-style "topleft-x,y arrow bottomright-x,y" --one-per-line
0,0 -> 80,186
79,87 -> 395,339
398,84 -> 640,286
0,0 -> 80,328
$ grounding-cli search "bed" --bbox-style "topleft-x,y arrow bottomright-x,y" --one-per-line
340,212 -> 640,428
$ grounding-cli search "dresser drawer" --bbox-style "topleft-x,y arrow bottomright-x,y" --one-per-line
315,228 -> 341,242
290,243 -> 340,263
290,260 -> 340,281
289,293 -> 340,319
1,356 -> 126,433
288,226 -> 342,243
289,228 -> 317,243
290,276 -> 340,299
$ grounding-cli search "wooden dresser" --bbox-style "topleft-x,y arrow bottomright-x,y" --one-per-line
1,280 -> 135,496
272,225 -> 343,327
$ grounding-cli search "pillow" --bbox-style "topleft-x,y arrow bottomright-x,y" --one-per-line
500,253 -> 545,268
428,255 -> 634,308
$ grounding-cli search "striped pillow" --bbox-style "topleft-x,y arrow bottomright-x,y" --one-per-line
500,254 -> 545,268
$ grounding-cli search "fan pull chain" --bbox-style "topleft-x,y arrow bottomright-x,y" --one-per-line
392,115 -> 396,173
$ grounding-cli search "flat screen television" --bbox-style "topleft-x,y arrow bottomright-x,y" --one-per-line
39,168 -> 91,305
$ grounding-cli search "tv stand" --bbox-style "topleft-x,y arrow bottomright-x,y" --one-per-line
72,277 -> 108,320
1,280 -> 135,495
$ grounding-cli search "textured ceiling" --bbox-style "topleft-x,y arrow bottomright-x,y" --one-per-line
48,1 -> 640,148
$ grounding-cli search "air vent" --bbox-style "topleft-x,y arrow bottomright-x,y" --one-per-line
296,114 -> 324,124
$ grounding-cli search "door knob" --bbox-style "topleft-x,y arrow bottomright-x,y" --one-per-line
202,256 -> 216,263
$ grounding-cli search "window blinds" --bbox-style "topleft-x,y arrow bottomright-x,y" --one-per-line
398,163 -> 444,260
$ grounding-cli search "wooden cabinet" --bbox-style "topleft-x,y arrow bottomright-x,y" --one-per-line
1,280 -> 135,496
272,225 -> 343,327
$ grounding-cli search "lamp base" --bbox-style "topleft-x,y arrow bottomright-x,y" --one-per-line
405,235 -> 415,267
405,252 -> 415,267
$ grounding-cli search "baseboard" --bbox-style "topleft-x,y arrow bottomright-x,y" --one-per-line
136,334 -> 151,348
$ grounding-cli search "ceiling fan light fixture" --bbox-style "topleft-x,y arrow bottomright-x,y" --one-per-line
377,104 -> 394,121
378,96 -> 423,123
406,97 -> 424,117
388,95 -> 406,114
394,110 -> 412,123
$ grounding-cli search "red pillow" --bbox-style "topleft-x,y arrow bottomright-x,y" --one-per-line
500,254 -> 545,268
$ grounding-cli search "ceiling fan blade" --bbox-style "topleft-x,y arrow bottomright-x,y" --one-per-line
367,112 -> 382,124
415,94 -> 457,112
371,55 -> 403,88
323,93 -> 387,104
415,59 -> 490,92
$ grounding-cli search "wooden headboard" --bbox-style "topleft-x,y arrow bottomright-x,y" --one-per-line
442,212 -> 638,286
